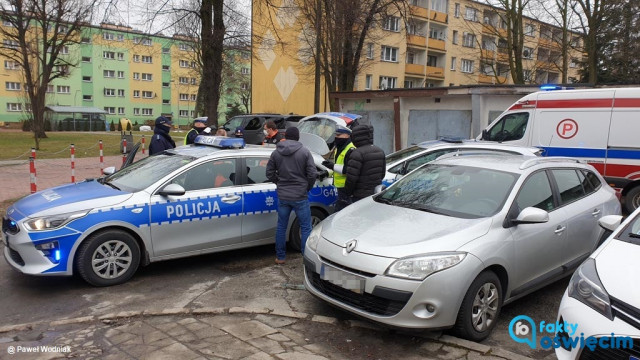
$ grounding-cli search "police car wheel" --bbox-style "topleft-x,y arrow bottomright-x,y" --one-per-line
289,208 -> 325,251
453,271 -> 502,342
76,230 -> 141,287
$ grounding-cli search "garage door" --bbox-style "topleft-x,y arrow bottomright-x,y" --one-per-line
351,111 -> 394,154
408,110 -> 471,145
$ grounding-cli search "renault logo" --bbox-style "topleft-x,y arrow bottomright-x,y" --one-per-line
345,239 -> 357,254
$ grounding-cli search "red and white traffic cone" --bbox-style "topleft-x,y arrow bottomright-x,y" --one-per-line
29,154 -> 37,194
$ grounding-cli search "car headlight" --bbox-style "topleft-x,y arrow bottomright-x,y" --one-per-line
568,258 -> 613,320
385,252 -> 467,280
24,210 -> 89,231
306,223 -> 323,252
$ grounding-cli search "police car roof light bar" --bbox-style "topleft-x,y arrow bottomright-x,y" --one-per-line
194,135 -> 245,149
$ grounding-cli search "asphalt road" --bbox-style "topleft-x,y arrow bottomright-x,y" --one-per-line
0,242 -> 566,359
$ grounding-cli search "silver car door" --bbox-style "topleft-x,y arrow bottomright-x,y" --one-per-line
240,156 -> 278,243
149,158 -> 243,257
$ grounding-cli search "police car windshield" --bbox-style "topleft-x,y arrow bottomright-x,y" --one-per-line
385,146 -> 423,165
375,164 -> 518,219
105,154 -> 196,192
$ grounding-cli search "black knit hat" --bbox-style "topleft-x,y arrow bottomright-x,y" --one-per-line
285,127 -> 300,141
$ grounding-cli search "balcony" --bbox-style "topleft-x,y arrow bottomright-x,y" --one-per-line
407,34 -> 427,48
428,38 -> 446,51
539,37 -> 553,48
481,49 -> 495,60
426,66 -> 445,79
431,11 -> 448,24
478,74 -> 507,84
405,63 -> 426,76
497,51 -> 509,63
410,5 -> 429,19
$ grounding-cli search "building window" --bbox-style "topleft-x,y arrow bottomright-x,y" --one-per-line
162,82 -> 170,88
454,3 -> 460,17
133,72 -> 140,80
464,7 -> 478,22
81,56 -> 91,62
191,78 -> 197,85
82,76 -> 92,82
463,32 -> 476,48
241,83 -> 249,90
142,91 -> 153,98
103,51 -> 115,59
381,46 -> 398,62
430,0 -> 446,13
179,59 -> 190,68
133,90 -> 140,98
365,74 -> 372,90
4,60 -> 19,69
117,52 -> 124,61
104,107 -> 115,114
427,55 -> 438,67
162,99 -> 170,104
452,30 -> 458,45
179,110 -> 189,117
179,43 -> 190,51
179,93 -> 189,101
118,89 -> 125,97
451,57 -> 456,70
404,80 -> 414,88
6,103 -> 22,111
142,38 -> 152,46
46,85 -> 54,93
57,85 -> 70,94
142,108 -> 153,115
55,65 -> 69,75
104,88 -> 115,96
142,73 -> 152,81
103,32 -> 114,40
570,58 -> 579,68
5,82 -> 21,91
525,23 -> 536,37
366,43 -> 374,59
241,67 -> 249,75
379,76 -> 397,89
461,59 -> 474,73
3,39 -> 19,49
117,71 -> 124,79
60,46 -> 69,55
141,55 -> 152,63
83,95 -> 92,101
190,94 -> 197,101
133,55 -> 140,62
103,70 -> 115,78
118,107 -> 125,115
382,16 -> 400,32
179,77 -> 189,84
524,70 -> 532,82
162,47 -> 170,54
81,37 -> 91,44
133,108 -> 140,115
523,47 -> 534,59
162,65 -> 170,71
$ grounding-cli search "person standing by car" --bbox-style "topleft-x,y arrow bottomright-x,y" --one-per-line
262,120 -> 284,145
149,116 -> 176,155
266,127 -> 317,264
184,118 -> 212,145
321,125 -> 355,211
345,124 -> 385,202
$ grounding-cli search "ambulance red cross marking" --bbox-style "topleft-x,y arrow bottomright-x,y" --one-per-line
557,119 -> 578,139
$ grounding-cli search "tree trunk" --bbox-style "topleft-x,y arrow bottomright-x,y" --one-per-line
200,0 -> 225,128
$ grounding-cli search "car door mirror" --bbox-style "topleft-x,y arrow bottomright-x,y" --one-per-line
598,215 -> 623,232
374,184 -> 386,194
159,184 -> 186,197
103,166 -> 116,176
513,207 -> 549,224
481,129 -> 488,141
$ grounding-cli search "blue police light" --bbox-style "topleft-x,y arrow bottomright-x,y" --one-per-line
540,84 -> 563,91
194,135 -> 245,149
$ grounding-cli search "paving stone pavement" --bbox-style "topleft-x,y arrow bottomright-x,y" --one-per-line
0,309 -> 535,360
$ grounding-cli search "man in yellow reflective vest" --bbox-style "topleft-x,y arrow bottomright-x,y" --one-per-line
322,125 -> 355,211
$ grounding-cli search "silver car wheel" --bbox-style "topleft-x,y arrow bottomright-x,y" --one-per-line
91,240 -> 133,279
471,283 -> 499,332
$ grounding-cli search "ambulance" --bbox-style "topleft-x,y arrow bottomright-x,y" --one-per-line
479,87 -> 640,213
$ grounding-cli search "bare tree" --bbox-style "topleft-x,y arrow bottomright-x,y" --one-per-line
0,0 -> 95,149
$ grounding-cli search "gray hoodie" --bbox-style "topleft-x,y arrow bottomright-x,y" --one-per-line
266,140 -> 318,201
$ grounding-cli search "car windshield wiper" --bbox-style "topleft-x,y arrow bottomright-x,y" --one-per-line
375,197 -> 393,205
627,232 -> 640,239
103,181 -> 121,191
410,205 -> 451,216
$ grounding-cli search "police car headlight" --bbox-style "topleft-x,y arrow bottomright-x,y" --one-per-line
568,258 -> 613,320
306,223 -> 323,252
385,252 -> 466,280
24,211 -> 89,231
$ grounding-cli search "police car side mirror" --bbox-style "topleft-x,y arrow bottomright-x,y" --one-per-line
103,166 -> 116,176
374,184 -> 386,194
159,184 -> 186,197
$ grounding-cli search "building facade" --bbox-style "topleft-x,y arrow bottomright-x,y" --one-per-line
251,0 -> 583,115
0,22 -> 250,127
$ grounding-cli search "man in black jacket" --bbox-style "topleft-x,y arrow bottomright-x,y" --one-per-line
149,116 -> 176,155
266,127 -> 317,264
345,125 -> 386,202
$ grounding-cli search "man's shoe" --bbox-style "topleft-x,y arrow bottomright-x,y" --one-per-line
275,258 -> 286,265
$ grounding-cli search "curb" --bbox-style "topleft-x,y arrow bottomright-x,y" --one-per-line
0,306 -> 535,360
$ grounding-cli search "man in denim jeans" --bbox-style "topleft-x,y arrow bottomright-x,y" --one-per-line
266,127 -> 317,264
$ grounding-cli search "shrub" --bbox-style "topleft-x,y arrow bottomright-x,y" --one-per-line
126,122 -> 131,131
117,121 -> 123,131
21,119 -> 32,132
109,120 -> 115,131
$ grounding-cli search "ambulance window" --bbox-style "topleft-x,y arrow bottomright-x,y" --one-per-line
551,169 -> 585,204
245,157 -> 270,184
172,159 -> 237,191
485,112 -> 529,141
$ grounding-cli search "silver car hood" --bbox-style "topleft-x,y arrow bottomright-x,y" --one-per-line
595,240 -> 640,308
322,197 -> 493,258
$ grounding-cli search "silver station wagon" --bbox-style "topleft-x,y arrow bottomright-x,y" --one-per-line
303,155 -> 620,340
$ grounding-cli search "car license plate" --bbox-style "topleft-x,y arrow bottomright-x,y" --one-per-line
320,264 -> 365,294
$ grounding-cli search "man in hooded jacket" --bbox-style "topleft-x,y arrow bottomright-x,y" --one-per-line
149,116 -> 176,155
266,127 -> 317,264
344,124 -> 386,202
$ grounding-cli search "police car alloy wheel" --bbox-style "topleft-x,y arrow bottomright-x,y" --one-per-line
454,271 -> 503,342
76,230 -> 141,287
289,209 -> 325,251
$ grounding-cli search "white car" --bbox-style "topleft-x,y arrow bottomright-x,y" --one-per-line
382,139 -> 542,186
555,209 -> 640,359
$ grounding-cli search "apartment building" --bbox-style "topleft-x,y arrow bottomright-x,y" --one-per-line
0,22 -> 250,127
251,0 -> 582,114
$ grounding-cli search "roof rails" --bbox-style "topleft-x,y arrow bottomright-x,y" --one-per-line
519,157 -> 583,170
438,137 -> 465,144
435,150 -> 517,161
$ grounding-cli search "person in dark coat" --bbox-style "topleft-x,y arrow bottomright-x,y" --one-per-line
149,116 -> 176,156
344,124 -> 386,202
266,127 -> 317,264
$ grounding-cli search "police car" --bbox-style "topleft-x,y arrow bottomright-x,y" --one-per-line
2,136 -> 336,286
383,139 -> 543,186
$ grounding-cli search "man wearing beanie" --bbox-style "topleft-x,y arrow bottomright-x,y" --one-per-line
149,116 -> 176,155
345,124 -> 385,202
266,127 -> 317,264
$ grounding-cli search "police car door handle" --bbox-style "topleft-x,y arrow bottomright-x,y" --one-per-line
591,209 -> 601,216
221,195 -> 241,204
554,225 -> 566,234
